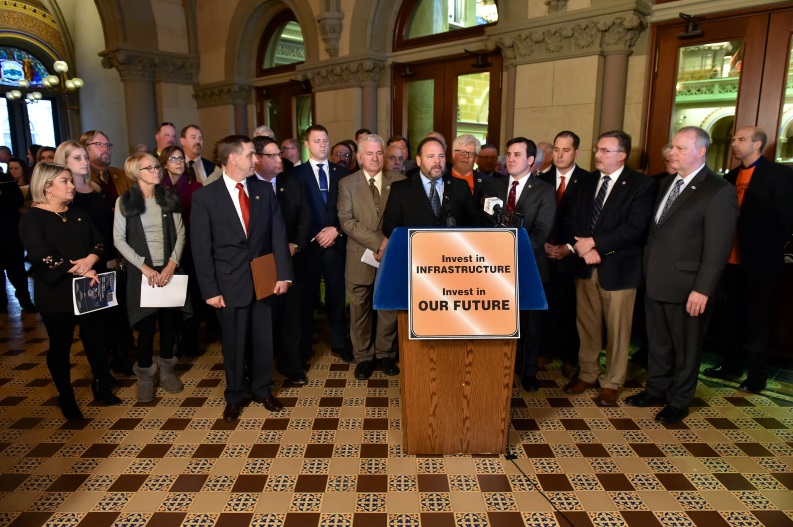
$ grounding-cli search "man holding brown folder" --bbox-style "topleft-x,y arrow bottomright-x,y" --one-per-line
191,135 -> 293,421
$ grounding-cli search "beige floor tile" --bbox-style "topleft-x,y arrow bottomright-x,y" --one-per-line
384,492 -> 420,513
637,490 -> 683,510
185,491 -> 229,513
254,491 -> 293,512
576,490 -> 618,510
58,491 -> 104,512
318,492 -> 357,512
123,491 -> 167,512
449,491 -> 487,512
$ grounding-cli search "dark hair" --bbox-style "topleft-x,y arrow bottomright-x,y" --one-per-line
180,124 -> 201,138
216,135 -> 251,166
159,145 -> 187,177
304,124 -> 329,141
157,122 -> 176,132
505,137 -> 537,159
331,142 -> 351,154
253,135 -> 278,153
416,137 -> 445,157
355,128 -> 371,138
79,130 -> 108,145
8,156 -> 32,184
342,139 -> 358,153
36,146 -> 56,161
598,130 -> 631,156
28,144 -> 41,160
387,135 -> 407,146
480,143 -> 498,152
554,130 -> 580,149
0,145 -> 11,156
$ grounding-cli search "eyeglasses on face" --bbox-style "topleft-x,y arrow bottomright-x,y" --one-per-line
592,147 -> 623,154
454,149 -> 476,159
168,156 -> 185,163
333,151 -> 351,159
86,142 -> 113,150
256,153 -> 282,159
139,165 -> 162,173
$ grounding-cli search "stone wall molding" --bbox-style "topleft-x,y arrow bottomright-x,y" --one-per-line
298,53 -> 387,91
192,81 -> 252,109
99,47 -> 199,84
316,10 -> 344,59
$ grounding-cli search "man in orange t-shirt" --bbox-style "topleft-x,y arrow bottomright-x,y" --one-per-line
447,134 -> 496,225
703,126 -> 793,393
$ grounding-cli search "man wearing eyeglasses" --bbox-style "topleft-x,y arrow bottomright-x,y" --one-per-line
80,130 -> 133,208
475,144 -> 500,179
561,130 -> 657,407
155,122 -> 177,157
180,124 -> 222,186
448,134 -> 497,225
280,139 -> 301,167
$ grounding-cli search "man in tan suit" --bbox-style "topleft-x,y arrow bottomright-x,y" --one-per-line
338,134 -> 406,380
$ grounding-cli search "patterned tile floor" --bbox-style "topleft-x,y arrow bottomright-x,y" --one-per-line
0,289 -> 792,527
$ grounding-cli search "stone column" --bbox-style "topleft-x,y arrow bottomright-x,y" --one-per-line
599,51 -> 629,133
361,84 -> 377,133
192,82 -> 252,136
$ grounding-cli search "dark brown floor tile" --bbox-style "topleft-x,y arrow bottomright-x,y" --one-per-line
656,473 -> 696,491
0,474 -> 28,492
25,442 -> 64,457
537,474 -> 573,491
686,511 -> 730,527
160,418 -> 190,430
417,474 -> 449,492
596,474 -> 634,491
193,443 -> 225,458
623,379 -> 643,388
752,511 -> 793,527
133,398 -> 162,407
510,397 -> 527,408
713,473 -> 755,490
547,398 -> 574,408
277,397 -> 298,408
262,418 -> 290,430
8,512 -> 53,527
752,417 -> 786,429
76,512 -> 120,527
352,513 -> 386,527
357,474 -> 387,492
180,397 -> 207,407
249,444 -> 280,458
81,443 -> 118,458
560,419 -> 590,430
659,420 -> 689,430
511,419 -> 539,430
145,512 -> 186,527
365,397 -> 388,407
215,513 -> 254,527
538,379 -> 559,388
609,418 -> 640,430
294,475 -> 327,492
689,397 -> 709,408
682,443 -> 720,457
46,474 -> 89,492
324,379 -> 347,388
477,475 -> 511,492
420,513 -> 455,527
138,444 -> 172,458
283,513 -> 320,527
556,511 -> 593,527
771,473 -> 793,490
13,363 -> 38,370
196,378 -> 222,387
704,418 -> 739,430
723,396 -> 754,407
735,443 -> 774,457
629,443 -> 665,457
0,397 -> 26,406
59,418 -> 92,430
367,379 -> 388,388
170,474 -> 208,492
24,379 -> 50,387
487,512 -> 525,527
319,397 -> 343,407
211,418 -> 240,430
522,444 -> 554,458
363,418 -> 388,430
108,474 -> 148,492
312,418 -> 339,430
231,474 -> 267,492
577,444 -> 610,457
10,418 -> 42,429
329,364 -> 349,371
304,444 -> 333,458
620,511 -> 663,527
110,419 -> 142,430
0,443 -> 8,454
2,349 -> 25,356
360,444 -> 388,458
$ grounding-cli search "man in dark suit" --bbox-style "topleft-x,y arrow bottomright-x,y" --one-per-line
562,131 -> 657,407
191,135 -> 293,421
702,126 -> 793,394
448,134 -> 497,224
382,137 -> 480,237
538,131 -> 589,379
476,144 -> 500,178
292,124 -> 350,365
180,124 -> 221,185
338,134 -> 406,380
494,137 -> 555,392
626,126 -> 738,424
253,136 -> 311,385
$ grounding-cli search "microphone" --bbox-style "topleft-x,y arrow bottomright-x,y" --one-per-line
484,197 -> 503,216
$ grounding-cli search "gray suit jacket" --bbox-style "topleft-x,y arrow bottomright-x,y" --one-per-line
644,166 -> 738,303
338,169 -> 406,285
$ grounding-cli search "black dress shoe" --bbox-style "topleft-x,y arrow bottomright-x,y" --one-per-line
624,391 -> 666,407
254,394 -> 284,412
58,395 -> 84,421
520,375 -> 539,392
738,377 -> 766,394
655,405 -> 689,425
377,357 -> 400,376
223,402 -> 244,421
285,373 -> 308,386
91,378 -> 122,405
354,360 -> 375,380
332,347 -> 355,363
702,364 -> 742,380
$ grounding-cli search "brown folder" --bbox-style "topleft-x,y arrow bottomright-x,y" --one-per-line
250,253 -> 277,300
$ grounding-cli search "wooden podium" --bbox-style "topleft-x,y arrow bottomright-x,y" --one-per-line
397,311 -> 516,454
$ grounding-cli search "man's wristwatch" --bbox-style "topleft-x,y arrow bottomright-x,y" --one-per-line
292,243 -> 300,254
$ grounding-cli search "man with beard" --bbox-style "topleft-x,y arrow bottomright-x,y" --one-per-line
80,130 -> 134,208
180,124 -> 222,185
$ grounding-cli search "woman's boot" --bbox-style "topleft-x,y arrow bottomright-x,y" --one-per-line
133,362 -> 158,402
157,356 -> 184,394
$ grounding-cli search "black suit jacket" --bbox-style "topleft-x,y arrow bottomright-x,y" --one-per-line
190,176 -> 293,307
382,175 -> 480,237
445,169 -> 498,225
725,156 -> 793,276
539,165 -> 589,244
644,166 -> 738,303
564,166 -> 657,291
495,175 -> 556,281
292,161 -> 348,255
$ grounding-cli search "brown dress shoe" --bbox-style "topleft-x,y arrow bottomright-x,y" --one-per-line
536,355 -> 551,371
563,379 -> 594,395
561,363 -> 578,379
596,388 -> 618,406
254,394 -> 284,412
223,403 -> 243,421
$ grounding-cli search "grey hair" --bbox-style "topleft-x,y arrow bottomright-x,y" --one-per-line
678,126 -> 710,151
452,134 -> 481,155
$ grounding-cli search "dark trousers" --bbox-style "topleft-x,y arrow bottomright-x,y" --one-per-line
136,309 -> 179,367
516,299 -> 544,381
645,296 -> 713,409
0,236 -> 30,300
300,244 -> 347,359
217,298 -> 274,404
273,281 -> 304,377
40,310 -> 112,395
539,256 -> 579,365
721,264 -> 774,382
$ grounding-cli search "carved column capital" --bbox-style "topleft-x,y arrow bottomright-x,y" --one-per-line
192,82 -> 252,109
598,15 -> 645,54
100,48 -> 200,84
100,49 -> 156,81
316,11 -> 344,59
301,58 -> 386,91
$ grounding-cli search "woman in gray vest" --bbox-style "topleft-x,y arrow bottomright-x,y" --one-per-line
113,153 -> 191,402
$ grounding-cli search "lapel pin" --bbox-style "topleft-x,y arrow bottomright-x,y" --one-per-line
77,217 -> 82,221
386,186 -> 390,190
621,181 -> 626,185
528,184 -> 532,188
690,186 -> 696,190
255,195 -> 260,200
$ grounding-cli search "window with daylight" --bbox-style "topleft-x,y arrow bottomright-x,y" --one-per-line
395,0 -> 498,50
257,10 -> 305,75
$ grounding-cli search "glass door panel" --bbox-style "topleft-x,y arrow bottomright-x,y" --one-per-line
27,99 -> 55,147
455,72 -> 489,143
406,79 -> 434,158
774,35 -> 793,163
